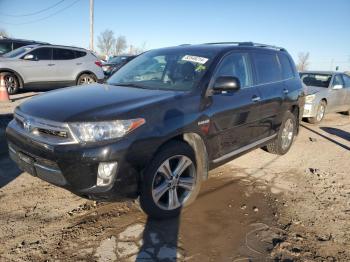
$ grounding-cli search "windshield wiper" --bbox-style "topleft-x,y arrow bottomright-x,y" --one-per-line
110,82 -> 147,89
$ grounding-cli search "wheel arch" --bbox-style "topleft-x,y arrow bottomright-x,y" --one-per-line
75,70 -> 97,84
0,68 -> 24,88
152,132 -> 209,181
290,105 -> 300,134
320,98 -> 327,104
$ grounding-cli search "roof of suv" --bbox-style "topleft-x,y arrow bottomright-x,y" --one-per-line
157,42 -> 288,55
30,44 -> 89,52
0,36 -> 49,45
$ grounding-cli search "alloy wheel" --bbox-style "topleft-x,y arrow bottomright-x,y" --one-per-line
79,75 -> 95,85
316,104 -> 325,122
281,118 -> 294,150
4,74 -> 17,94
151,155 -> 196,210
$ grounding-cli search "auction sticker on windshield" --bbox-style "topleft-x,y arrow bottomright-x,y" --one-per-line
182,55 -> 209,64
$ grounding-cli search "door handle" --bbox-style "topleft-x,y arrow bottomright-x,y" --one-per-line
252,96 -> 261,102
76,63 -> 82,65
47,63 -> 55,66
283,89 -> 289,94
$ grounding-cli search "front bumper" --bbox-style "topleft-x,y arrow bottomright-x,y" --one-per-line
6,122 -> 139,201
302,103 -> 318,118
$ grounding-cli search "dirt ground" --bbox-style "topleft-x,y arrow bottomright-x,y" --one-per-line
0,94 -> 349,261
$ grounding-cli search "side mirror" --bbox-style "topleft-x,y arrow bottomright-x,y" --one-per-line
23,54 -> 35,60
333,84 -> 343,90
213,76 -> 241,93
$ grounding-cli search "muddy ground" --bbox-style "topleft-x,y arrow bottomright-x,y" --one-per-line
0,94 -> 349,261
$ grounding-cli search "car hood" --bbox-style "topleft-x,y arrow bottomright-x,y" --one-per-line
16,84 -> 182,122
303,85 -> 328,96
0,57 -> 16,63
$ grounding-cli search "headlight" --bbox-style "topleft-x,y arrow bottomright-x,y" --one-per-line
69,118 -> 145,142
305,94 -> 316,103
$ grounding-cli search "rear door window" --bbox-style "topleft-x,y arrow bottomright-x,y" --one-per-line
278,53 -> 295,79
27,47 -> 52,60
214,52 -> 253,88
53,48 -> 76,60
253,52 -> 281,84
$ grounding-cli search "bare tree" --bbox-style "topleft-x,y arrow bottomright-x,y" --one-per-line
297,52 -> 310,71
114,36 -> 127,55
0,28 -> 8,38
128,42 -> 147,55
97,29 -> 116,58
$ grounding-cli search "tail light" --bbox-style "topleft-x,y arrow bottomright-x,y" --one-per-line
95,61 -> 102,67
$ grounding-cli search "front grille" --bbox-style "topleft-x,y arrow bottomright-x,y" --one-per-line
12,112 -> 78,145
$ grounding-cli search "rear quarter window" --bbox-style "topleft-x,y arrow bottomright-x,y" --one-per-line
75,50 -> 87,58
253,52 -> 281,84
278,53 -> 295,79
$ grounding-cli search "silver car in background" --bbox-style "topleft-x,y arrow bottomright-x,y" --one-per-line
300,71 -> 350,123
0,44 -> 105,94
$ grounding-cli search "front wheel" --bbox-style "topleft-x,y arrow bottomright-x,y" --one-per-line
76,73 -> 97,85
3,73 -> 19,95
266,111 -> 297,155
140,141 -> 201,219
308,101 -> 326,124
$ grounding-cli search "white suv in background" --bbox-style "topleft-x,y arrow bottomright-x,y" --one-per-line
0,44 -> 104,94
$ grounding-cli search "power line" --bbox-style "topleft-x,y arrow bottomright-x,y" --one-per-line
0,0 -> 81,25
0,0 -> 66,17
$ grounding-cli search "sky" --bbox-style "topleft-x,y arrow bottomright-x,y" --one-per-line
0,0 -> 349,71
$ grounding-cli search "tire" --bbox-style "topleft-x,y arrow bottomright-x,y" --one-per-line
140,141 -> 201,219
3,72 -> 19,95
266,111 -> 297,155
307,100 -> 326,124
76,73 -> 97,85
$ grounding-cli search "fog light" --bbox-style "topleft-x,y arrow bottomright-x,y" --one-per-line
97,162 -> 118,186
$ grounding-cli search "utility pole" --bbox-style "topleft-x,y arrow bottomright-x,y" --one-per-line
89,0 -> 94,51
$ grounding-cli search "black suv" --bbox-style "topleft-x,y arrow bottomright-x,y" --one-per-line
0,37 -> 48,56
6,42 -> 303,218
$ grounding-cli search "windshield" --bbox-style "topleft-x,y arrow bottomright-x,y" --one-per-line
3,46 -> 34,58
107,49 -> 216,91
300,73 -> 332,88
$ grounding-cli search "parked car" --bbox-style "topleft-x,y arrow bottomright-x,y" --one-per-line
0,44 -> 105,94
6,42 -> 303,218
300,71 -> 350,123
102,55 -> 136,78
0,36 -> 49,56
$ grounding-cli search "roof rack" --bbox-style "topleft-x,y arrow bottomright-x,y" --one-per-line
203,42 -> 286,51
47,44 -> 87,50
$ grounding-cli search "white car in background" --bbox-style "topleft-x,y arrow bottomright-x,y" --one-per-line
0,44 -> 105,94
300,71 -> 350,123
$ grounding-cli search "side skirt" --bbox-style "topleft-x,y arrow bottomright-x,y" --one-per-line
212,134 -> 277,164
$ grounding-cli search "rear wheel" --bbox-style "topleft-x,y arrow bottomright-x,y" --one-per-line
3,73 -> 19,95
266,111 -> 297,155
140,141 -> 201,219
308,100 -> 326,124
77,73 -> 97,85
